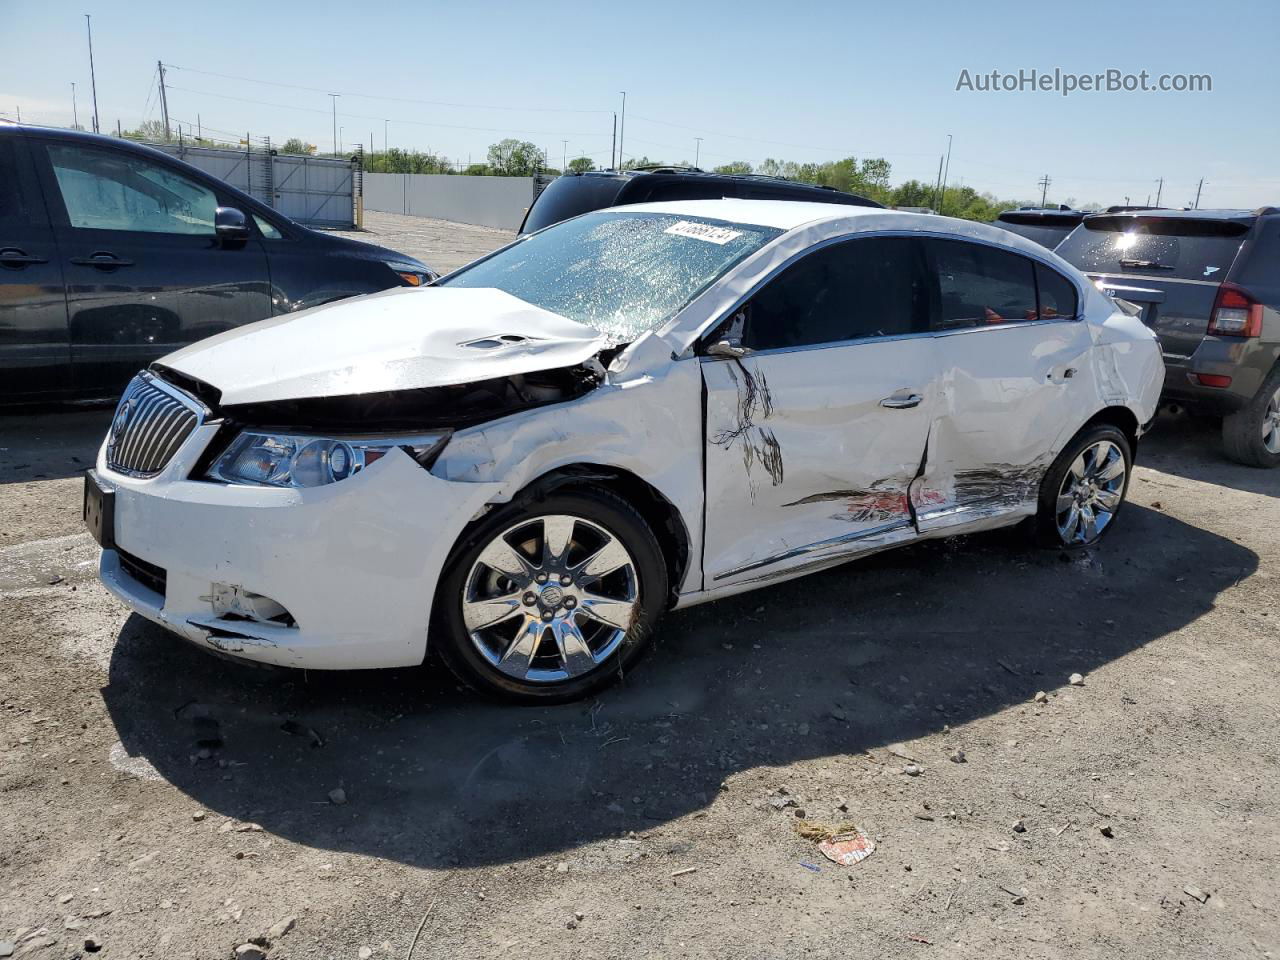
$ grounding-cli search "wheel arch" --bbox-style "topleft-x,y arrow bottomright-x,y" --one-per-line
1079,405 -> 1140,454
513,463 -> 692,608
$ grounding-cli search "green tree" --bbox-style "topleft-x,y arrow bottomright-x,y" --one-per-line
120,119 -> 170,142
568,156 -> 594,174
487,139 -> 543,176
280,138 -> 314,155
889,179 -> 936,208
713,160 -> 753,175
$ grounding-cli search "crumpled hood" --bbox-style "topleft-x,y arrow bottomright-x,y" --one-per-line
161,286 -> 606,406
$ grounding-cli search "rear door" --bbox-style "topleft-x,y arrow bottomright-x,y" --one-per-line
701,235 -> 939,587
1056,215 -> 1249,362
32,135 -> 272,398
914,238 -> 1093,530
0,133 -> 70,401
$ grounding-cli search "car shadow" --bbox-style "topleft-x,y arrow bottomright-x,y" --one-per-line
102,504 -> 1255,870
1141,408 -> 1280,498
0,408 -> 113,485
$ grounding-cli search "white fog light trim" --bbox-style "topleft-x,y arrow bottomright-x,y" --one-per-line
206,430 -> 450,488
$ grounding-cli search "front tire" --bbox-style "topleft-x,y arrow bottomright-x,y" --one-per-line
1035,424 -> 1132,549
432,485 -> 668,703
1222,366 -> 1280,468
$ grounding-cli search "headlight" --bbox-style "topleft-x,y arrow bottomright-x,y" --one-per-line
206,431 -> 450,488
383,259 -> 437,286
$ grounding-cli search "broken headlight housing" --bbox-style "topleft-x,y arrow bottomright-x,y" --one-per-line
206,431 -> 450,488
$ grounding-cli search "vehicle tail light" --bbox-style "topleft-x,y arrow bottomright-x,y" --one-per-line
1208,283 -> 1263,337
1189,373 -> 1233,388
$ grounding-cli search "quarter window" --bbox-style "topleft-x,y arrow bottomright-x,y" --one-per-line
740,237 -> 927,351
1036,263 -> 1079,319
925,238 -> 1038,330
46,144 -> 217,235
0,140 -> 30,223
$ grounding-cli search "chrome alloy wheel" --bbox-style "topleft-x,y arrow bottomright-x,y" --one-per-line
1263,386 -> 1280,455
462,515 -> 641,683
1055,439 -> 1127,545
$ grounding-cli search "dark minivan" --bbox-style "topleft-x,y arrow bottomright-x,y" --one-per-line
0,123 -> 434,403
1056,207 -> 1280,466
520,167 -> 882,234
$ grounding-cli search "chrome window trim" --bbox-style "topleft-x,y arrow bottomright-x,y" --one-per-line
686,228 -> 1086,360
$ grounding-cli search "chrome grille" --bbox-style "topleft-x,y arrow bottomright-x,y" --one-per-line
105,373 -> 203,477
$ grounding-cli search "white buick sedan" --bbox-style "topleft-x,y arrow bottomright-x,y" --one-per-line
88,200 -> 1162,702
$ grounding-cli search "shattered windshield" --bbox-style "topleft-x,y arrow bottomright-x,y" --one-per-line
440,211 -> 782,343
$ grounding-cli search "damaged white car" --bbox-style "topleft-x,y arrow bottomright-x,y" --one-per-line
86,200 -> 1163,701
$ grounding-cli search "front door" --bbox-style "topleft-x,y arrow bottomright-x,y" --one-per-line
700,236 -> 939,589
913,238 -> 1095,530
32,136 -> 272,398
0,134 -> 70,401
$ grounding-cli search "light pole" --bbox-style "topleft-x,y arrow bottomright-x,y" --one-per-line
384,119 -> 389,154
339,126 -> 344,155
562,140 -> 568,171
85,14 -> 100,134
694,137 -> 702,168
618,91 -> 626,169
71,82 -> 78,129
329,94 -> 339,156
938,134 -> 953,213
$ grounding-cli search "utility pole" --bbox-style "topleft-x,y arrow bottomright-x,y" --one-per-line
611,113 -> 617,170
562,140 -> 568,171
15,105 -> 20,123
197,114 -> 201,140
938,134 -> 953,214
1154,177 -> 1164,206
71,82 -> 78,129
1194,178 -> 1205,209
329,94 -> 339,157
1038,174 -> 1052,207
85,14 -> 100,133
694,137 -> 703,168
157,60 -> 171,140
618,91 -> 626,169
384,119 -> 389,154
932,154 -> 944,210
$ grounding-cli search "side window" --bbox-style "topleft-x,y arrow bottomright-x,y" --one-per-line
741,237 -> 927,351
926,238 -> 1038,329
0,140 -> 31,223
46,143 -> 216,235
253,215 -> 283,240
1036,263 -> 1078,320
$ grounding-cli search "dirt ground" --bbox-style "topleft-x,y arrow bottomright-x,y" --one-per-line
1,215 -> 1276,958
2,408 -> 1277,960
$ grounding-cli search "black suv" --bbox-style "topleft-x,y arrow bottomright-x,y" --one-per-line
992,206 -> 1089,250
1056,207 -> 1280,466
0,123 -> 433,403
520,167 -> 882,234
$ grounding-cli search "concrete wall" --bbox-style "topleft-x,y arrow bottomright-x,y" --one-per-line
364,173 -> 534,231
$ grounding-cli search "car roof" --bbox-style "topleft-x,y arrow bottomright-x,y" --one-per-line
1086,207 -> 1272,225
619,198 -> 898,230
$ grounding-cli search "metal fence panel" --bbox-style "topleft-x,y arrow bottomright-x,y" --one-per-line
363,172 -> 534,230
147,142 -> 355,228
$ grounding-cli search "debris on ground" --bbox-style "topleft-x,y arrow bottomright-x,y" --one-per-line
887,743 -> 917,762
83,937 -> 103,953
328,787 -> 347,805
1100,824 -> 1114,838
1184,885 -> 1210,903
903,764 -> 923,776
234,945 -> 267,960
671,867 -> 697,878
1034,691 -> 1049,704
811,825 -> 876,867
280,719 -> 325,747
266,916 -> 297,941
1069,673 -> 1085,686
799,861 -> 821,873
1012,819 -> 1027,833
0,941 -> 13,958
949,749 -> 966,763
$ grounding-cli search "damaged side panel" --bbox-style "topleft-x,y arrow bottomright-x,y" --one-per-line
699,336 -> 939,588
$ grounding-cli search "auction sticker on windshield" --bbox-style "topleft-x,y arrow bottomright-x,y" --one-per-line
664,220 -> 744,245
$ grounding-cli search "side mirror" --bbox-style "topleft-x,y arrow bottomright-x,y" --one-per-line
705,337 -> 751,359
214,206 -> 250,244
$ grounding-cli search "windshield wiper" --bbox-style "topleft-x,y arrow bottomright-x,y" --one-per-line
1118,258 -> 1173,270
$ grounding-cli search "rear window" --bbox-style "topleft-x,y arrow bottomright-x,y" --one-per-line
1056,216 -> 1248,281
521,175 -> 626,233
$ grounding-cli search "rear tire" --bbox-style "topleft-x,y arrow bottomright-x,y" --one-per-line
432,484 -> 668,704
1035,424 -> 1132,549
1222,366 -> 1280,468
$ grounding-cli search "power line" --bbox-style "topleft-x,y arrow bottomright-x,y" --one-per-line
163,64 -> 610,115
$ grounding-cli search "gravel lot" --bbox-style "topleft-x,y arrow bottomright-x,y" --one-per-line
1,214 -> 1276,958
330,210 -> 513,276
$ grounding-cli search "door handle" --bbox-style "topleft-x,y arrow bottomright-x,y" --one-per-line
0,247 -> 49,267
880,393 -> 923,409
1047,367 -> 1078,383
70,252 -> 135,269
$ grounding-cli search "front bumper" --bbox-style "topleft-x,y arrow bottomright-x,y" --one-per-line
97,422 -> 500,669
